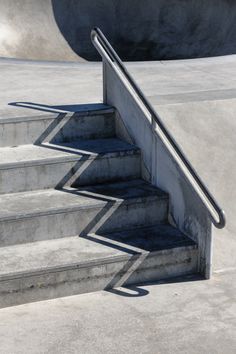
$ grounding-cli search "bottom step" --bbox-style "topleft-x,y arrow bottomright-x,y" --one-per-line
0,224 -> 198,308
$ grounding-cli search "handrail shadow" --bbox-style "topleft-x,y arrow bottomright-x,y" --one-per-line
9,101 -> 109,114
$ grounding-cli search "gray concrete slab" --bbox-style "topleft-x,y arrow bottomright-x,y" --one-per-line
0,60 -> 103,119
0,105 -> 116,147
1,55 -> 236,116
0,225 -> 195,277
0,138 -> 141,193
0,249 -> 198,310
0,272 -> 235,354
0,180 -> 168,246
0,225 -> 197,308
0,138 -> 139,166
0,180 -> 167,220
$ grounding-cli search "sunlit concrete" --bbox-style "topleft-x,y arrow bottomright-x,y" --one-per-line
0,55 -> 235,352
0,272 -> 235,354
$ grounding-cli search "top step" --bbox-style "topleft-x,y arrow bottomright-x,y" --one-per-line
0,104 -> 115,147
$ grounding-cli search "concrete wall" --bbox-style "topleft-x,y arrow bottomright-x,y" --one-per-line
104,62 -> 212,278
154,96 -> 236,272
1,0 -> 236,61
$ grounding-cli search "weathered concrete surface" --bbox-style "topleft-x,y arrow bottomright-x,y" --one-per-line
0,138 -> 141,193
105,59 -> 212,277
0,60 -> 103,119
0,106 -> 115,147
0,226 -> 197,308
0,272 -> 235,354
1,0 -> 236,61
0,180 -> 168,246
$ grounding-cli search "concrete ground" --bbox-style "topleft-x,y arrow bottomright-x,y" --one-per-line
0,272 -> 235,354
0,55 -> 235,353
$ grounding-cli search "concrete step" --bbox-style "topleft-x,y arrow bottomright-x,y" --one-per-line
0,179 -> 169,247
0,224 -> 198,308
0,138 -> 140,194
0,104 -> 115,147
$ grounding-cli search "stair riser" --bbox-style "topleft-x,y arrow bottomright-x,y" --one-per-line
0,247 -> 198,308
0,154 -> 140,194
0,198 -> 168,246
0,113 -> 115,147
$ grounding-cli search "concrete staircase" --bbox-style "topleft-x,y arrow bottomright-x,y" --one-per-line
0,104 -> 198,307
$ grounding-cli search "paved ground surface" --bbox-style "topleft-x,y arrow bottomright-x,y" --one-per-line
0,272 -> 235,354
0,55 -> 235,353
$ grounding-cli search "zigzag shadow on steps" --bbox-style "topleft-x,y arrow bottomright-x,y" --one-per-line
56,186 -> 156,295
9,102 -> 148,250
9,101 -> 111,144
8,101 -> 127,189
9,101 -> 107,114
6,101 -> 188,298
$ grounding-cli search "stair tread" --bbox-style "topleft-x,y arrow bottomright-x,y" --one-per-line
0,138 -> 139,168
0,103 -> 114,123
0,224 -> 197,280
0,179 -> 168,221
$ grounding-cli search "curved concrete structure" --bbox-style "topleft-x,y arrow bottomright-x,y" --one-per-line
0,0 -> 80,61
1,0 -> 236,61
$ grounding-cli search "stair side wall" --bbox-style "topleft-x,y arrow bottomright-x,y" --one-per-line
103,61 -> 212,278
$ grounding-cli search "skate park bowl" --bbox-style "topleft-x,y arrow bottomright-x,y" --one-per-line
0,0 -> 235,273
1,0 -> 236,61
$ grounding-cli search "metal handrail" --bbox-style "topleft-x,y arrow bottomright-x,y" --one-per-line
91,27 -> 226,229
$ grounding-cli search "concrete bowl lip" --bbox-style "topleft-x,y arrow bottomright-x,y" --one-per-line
0,54 -> 236,70
0,53 -> 236,65
1,53 -> 236,68
0,56 -> 100,67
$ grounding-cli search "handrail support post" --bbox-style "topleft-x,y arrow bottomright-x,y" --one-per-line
103,60 -> 107,104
